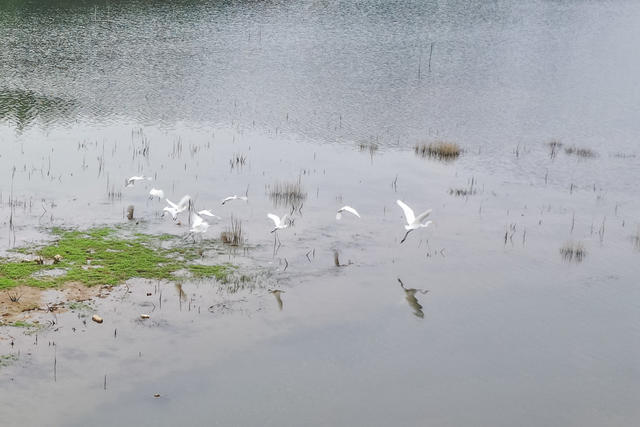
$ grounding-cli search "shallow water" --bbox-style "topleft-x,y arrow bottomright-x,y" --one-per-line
1,1 -> 639,426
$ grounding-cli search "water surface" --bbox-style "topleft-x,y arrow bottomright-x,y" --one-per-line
1,1 -> 639,426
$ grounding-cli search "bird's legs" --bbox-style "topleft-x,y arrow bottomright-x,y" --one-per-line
400,229 -> 412,244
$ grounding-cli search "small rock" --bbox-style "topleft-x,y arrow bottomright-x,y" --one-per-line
140,314 -> 150,319
53,254 -> 63,264
146,292 -> 152,296
154,393 -> 161,398
92,315 -> 103,324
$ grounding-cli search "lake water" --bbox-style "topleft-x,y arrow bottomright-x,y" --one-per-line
0,1 -> 639,426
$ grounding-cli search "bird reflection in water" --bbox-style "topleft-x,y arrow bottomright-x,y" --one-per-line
269,289 -> 285,310
397,278 -> 429,319
175,283 -> 187,301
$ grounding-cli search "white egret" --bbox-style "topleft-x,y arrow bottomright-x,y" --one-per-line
190,213 -> 210,235
197,209 -> 221,220
396,200 -> 432,243
267,213 -> 290,233
162,195 -> 191,221
149,188 -> 164,200
221,195 -> 248,205
125,175 -> 151,187
336,205 -> 361,220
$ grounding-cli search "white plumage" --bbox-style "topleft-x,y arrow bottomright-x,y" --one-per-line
336,205 -> 361,220
149,188 -> 164,200
267,213 -> 290,233
163,195 -> 191,221
396,200 -> 432,243
221,195 -> 248,205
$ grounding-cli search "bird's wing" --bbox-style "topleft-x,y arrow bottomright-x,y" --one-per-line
414,209 -> 432,224
342,206 -> 361,218
165,199 -> 178,208
198,210 -> 220,218
396,200 -> 415,224
239,196 -> 248,201
192,213 -> 203,227
336,212 -> 342,220
176,195 -> 191,210
267,213 -> 280,226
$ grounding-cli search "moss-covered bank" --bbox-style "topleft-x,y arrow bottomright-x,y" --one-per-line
0,227 -> 233,289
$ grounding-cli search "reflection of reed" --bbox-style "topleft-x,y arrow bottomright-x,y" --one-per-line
397,278 -> 428,319
267,180 -> 306,210
175,283 -> 187,301
269,289 -> 284,310
0,89 -> 77,129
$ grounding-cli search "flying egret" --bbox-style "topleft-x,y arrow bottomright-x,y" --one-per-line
190,213 -> 210,235
396,200 -> 432,243
149,188 -> 164,200
336,205 -> 361,220
162,195 -> 191,221
125,175 -> 151,187
267,213 -> 290,233
221,195 -> 248,205
197,209 -> 221,220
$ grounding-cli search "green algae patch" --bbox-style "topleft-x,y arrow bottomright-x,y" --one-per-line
0,354 -> 18,367
0,227 -> 235,289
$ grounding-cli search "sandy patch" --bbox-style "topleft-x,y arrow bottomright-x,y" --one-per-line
0,283 -> 110,323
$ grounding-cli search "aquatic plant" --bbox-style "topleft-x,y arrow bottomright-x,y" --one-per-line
0,227 -> 234,289
560,241 -> 587,262
414,141 -> 461,160
564,145 -> 596,158
220,216 -> 244,246
268,180 -> 306,208
546,139 -> 563,159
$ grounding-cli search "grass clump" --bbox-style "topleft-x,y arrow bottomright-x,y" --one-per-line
220,216 -> 244,246
415,141 -> 461,161
0,227 -> 235,289
67,301 -> 93,311
268,180 -> 306,208
546,139 -> 563,159
358,141 -> 379,155
565,146 -> 596,158
560,241 -> 587,262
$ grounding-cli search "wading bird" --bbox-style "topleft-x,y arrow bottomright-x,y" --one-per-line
197,209 -> 221,219
125,175 -> 151,187
189,213 -> 210,236
396,200 -> 432,244
163,195 -> 191,221
336,205 -> 361,220
221,195 -> 248,205
267,213 -> 290,233
149,188 -> 164,200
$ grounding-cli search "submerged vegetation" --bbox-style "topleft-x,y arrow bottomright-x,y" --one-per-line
0,227 -> 234,289
414,141 -> 461,161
